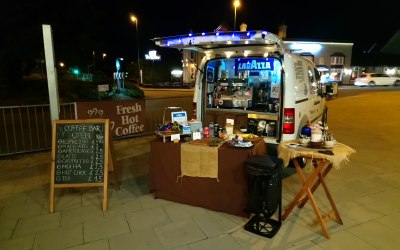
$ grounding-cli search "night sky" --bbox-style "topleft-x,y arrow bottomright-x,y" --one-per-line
2,0 -> 399,72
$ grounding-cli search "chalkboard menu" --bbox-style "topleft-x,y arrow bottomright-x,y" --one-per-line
55,122 -> 105,183
50,119 -> 110,213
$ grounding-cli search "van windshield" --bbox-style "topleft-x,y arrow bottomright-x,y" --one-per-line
205,56 -> 282,112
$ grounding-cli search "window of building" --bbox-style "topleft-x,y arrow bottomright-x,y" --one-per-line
330,68 -> 343,81
330,52 -> 345,66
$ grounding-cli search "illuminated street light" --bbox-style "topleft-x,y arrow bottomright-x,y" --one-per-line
130,15 -> 142,83
233,0 -> 240,31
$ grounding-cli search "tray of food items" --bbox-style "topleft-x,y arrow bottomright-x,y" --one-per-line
227,135 -> 254,148
156,121 -> 183,137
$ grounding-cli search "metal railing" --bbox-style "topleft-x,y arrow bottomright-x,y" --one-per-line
0,97 -> 194,157
0,103 -> 76,157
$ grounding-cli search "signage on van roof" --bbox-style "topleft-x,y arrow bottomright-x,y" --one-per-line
152,30 -> 284,53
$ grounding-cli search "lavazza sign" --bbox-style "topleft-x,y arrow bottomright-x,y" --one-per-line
236,58 -> 274,71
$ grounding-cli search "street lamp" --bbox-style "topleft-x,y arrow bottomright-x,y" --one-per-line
233,0 -> 240,31
130,15 -> 142,84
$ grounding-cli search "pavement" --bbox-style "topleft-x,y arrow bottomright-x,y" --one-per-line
1,91 -> 400,249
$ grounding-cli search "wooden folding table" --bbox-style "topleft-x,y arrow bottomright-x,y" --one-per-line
278,140 -> 356,238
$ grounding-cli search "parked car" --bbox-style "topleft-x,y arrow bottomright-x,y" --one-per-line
354,73 -> 400,87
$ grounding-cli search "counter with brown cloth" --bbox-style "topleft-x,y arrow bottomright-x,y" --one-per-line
148,138 -> 268,217
179,137 -> 266,180
247,137 -> 267,156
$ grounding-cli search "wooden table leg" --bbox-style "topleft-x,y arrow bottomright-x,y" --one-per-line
297,163 -> 343,224
282,159 -> 307,220
282,159 -> 331,238
317,170 -> 343,224
282,159 -> 325,220
298,163 -> 332,208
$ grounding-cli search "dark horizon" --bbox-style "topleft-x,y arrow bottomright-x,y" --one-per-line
1,0 -> 398,79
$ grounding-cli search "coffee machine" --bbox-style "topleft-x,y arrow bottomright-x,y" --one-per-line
254,82 -> 270,110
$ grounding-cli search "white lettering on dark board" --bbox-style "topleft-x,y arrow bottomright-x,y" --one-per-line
55,123 -> 105,184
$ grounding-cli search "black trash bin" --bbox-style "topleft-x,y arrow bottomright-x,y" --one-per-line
243,155 -> 283,238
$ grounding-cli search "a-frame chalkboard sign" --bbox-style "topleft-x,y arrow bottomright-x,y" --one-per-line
50,119 -> 110,212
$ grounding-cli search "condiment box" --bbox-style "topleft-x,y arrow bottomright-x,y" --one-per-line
189,120 -> 202,132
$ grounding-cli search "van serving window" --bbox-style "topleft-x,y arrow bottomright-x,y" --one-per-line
205,56 -> 282,113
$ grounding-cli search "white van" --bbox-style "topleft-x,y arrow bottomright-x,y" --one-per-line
153,30 -> 327,147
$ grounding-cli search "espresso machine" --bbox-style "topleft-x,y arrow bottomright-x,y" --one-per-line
254,82 -> 269,110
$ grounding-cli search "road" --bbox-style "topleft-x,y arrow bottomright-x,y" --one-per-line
323,87 -> 400,174
140,84 -> 400,99
140,87 -> 194,99
337,85 -> 400,98
2,85 -> 399,156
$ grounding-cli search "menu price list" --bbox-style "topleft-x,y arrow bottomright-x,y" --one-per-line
55,123 -> 105,184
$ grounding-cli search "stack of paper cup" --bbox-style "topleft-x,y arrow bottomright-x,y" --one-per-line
311,130 -> 322,141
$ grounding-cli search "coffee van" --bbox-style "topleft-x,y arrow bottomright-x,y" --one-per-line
153,30 -> 327,147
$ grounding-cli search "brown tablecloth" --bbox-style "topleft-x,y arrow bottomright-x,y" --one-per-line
179,139 -> 223,180
148,139 -> 265,217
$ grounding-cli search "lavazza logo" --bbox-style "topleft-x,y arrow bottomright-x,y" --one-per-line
237,59 -> 273,71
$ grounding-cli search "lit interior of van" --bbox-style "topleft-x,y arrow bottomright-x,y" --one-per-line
203,56 -> 283,137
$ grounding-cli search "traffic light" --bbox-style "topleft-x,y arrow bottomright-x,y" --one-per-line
73,67 -> 80,75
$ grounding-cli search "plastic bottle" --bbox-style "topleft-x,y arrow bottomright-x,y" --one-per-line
209,122 -> 214,138
208,94 -> 213,108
